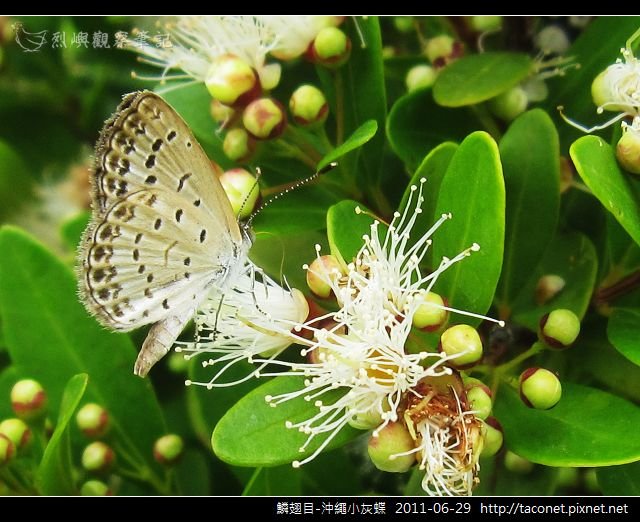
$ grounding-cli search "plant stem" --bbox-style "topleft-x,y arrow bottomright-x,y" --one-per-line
334,70 -> 345,145
470,104 -> 503,141
594,269 -> 640,305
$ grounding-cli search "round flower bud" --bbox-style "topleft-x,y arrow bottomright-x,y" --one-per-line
306,255 -> 343,299
80,479 -> 111,496
81,441 -> 115,473
367,422 -> 415,473
310,27 -> 351,68
470,16 -> 502,32
259,62 -> 282,91
167,352 -> 189,374
210,99 -> 235,123
535,274 -> 566,305
489,86 -> 528,121
76,403 -> 110,439
393,17 -> 414,34
405,64 -> 438,92
0,434 -> 16,467
0,418 -> 31,450
153,434 -> 184,465
11,379 -> 47,420
223,128 -> 255,162
219,168 -> 260,220
591,70 -> 627,113
205,54 -> 260,106
520,367 -> 562,410
413,291 -> 448,331
504,450 -> 534,474
535,25 -> 570,55
539,309 -> 580,349
425,35 -> 463,67
521,77 -> 549,103
289,85 -> 329,127
242,97 -> 286,140
465,382 -> 492,420
439,324 -> 483,368
616,129 -> 640,175
481,417 -> 503,458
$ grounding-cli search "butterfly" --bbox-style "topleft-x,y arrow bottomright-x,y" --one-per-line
78,91 -> 252,377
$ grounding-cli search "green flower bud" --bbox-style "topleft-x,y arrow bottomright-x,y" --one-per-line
223,128 -> 255,162
306,255 -> 343,299
405,64 -> 438,92
367,422 -> 415,473
11,379 -> 47,420
167,352 -> 189,374
289,85 -> 329,127
439,324 -> 483,368
259,63 -> 282,90
489,86 -> 528,121
0,418 -> 31,450
616,129 -> 640,175
481,417 -> 503,458
591,70 -> 627,113
0,434 -> 16,467
242,97 -> 286,140
76,403 -> 110,439
310,27 -> 351,68
425,35 -> 463,67
205,54 -> 260,106
504,450 -> 534,474
539,309 -> 580,349
210,99 -> 235,124
470,16 -> 502,32
465,382 -> 492,420
413,291 -> 448,331
153,434 -> 184,465
347,407 -> 383,430
535,274 -> 566,305
81,441 -> 115,473
519,367 -> 562,410
219,168 -> 260,220
393,17 -> 414,34
521,77 -> 549,103
80,479 -> 111,496
535,25 -> 570,55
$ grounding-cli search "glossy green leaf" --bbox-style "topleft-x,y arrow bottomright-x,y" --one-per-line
495,383 -> 640,466
0,140 -> 33,222
433,53 -> 533,107
37,373 -> 88,495
511,232 -> 597,331
571,135 -> 640,246
497,110 -> 560,310
399,142 -> 458,234
318,120 -> 377,170
243,466 -> 302,496
0,226 -> 166,479
608,308 -> 640,366
60,211 -> 89,252
597,462 -> 640,496
327,200 -> 381,268
431,131 -> 505,324
175,449 -> 212,496
212,375 -> 360,467
387,89 -> 479,170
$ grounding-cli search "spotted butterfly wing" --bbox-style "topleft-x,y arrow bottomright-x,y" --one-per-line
78,91 -> 248,377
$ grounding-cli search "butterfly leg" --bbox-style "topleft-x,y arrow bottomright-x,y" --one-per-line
211,294 -> 226,342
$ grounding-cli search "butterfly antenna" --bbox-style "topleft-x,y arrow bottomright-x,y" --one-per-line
246,162 -> 338,228
236,167 -> 263,221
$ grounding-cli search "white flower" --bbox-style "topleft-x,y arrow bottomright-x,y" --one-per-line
179,263 -> 309,389
259,179 -> 503,470
128,16 -> 280,90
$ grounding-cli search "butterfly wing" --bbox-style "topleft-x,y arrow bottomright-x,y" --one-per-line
78,91 -> 246,375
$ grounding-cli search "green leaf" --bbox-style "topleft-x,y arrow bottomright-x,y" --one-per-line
608,308 -> 640,366
431,131 -> 505,324
570,135 -> 640,246
242,466 -> 303,496
602,212 -> 640,283
497,110 -> 560,310
475,458 -> 559,496
597,462 -> 640,495
318,120 -> 377,170
0,366 -> 20,419
0,226 -> 167,479
327,200 -> 382,269
212,375 -> 360,467
511,232 -> 597,331
495,382 -> 640,466
0,140 -> 33,222
433,53 -> 533,107
37,373 -> 88,495
60,211 -> 90,252
175,449 -> 212,496
387,89 -> 479,170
